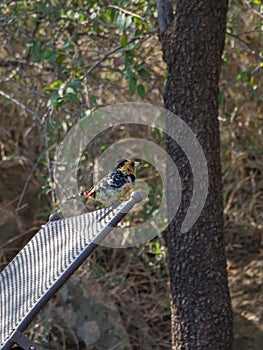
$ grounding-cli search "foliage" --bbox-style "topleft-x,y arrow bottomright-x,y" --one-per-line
0,0 -> 157,118
0,0 -> 162,206
0,0 -> 262,348
221,0 -> 263,226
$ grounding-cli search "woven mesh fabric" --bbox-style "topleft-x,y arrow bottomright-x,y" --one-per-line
0,193 -> 141,349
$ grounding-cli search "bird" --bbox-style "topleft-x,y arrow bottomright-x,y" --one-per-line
67,158 -> 139,207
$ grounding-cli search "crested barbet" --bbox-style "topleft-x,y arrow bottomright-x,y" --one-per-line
70,158 -> 139,207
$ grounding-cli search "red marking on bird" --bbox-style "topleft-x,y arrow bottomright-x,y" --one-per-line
67,158 -> 139,206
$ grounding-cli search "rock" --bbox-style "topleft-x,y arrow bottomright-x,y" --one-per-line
45,274 -> 132,350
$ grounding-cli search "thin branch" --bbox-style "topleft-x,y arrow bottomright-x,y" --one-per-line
0,58 -> 53,71
0,196 -> 21,215
107,5 -> 146,21
226,31 -> 261,60
0,66 -> 19,83
0,58 -> 33,68
243,0 -> 263,19
0,228 -> 34,249
95,19 -> 118,29
85,44 -> 124,76
16,154 -> 43,212
251,8 -> 263,19
85,31 -> 155,77
45,110 -> 56,205
0,90 -> 42,124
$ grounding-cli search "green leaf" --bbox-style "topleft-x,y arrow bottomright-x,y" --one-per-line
30,41 -> 42,62
133,17 -> 143,32
137,84 -> 145,99
45,49 -> 57,63
138,68 -> 151,78
116,12 -> 126,29
69,79 -> 82,90
47,93 -> 62,109
125,15 -> 133,28
50,80 -> 63,89
236,70 -> 254,86
135,63 -> 145,71
129,76 -> 137,95
58,82 -> 66,97
63,39 -> 74,50
56,54 -> 66,67
120,35 -> 127,47
65,87 -> 79,101
65,87 -> 75,95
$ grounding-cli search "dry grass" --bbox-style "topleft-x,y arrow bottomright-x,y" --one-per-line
0,2 -> 262,349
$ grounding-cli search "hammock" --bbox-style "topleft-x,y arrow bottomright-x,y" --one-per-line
0,192 -> 142,350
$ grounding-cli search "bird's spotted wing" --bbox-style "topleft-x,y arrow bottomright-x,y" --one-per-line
82,169 -> 135,205
108,169 -> 131,188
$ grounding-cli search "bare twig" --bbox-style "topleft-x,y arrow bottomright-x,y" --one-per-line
16,154 -> 43,212
0,58 -> 55,74
85,44 -> 124,76
251,8 -> 263,19
0,66 -> 20,83
95,19 -> 118,29
226,31 -> 261,60
85,32 -> 154,77
243,0 -> 263,19
45,110 -> 56,205
0,90 -> 42,124
107,5 -> 146,21
0,196 -> 21,215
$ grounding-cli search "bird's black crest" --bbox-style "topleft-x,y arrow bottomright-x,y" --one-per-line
115,158 -> 133,170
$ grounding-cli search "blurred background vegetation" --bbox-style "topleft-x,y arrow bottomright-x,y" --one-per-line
0,0 -> 262,349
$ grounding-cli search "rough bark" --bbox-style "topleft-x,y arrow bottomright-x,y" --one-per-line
160,0 -> 233,349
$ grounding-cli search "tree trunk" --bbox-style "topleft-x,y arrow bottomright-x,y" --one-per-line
160,1 -> 233,349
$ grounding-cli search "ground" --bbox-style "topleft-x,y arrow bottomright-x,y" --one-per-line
0,160 -> 262,349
